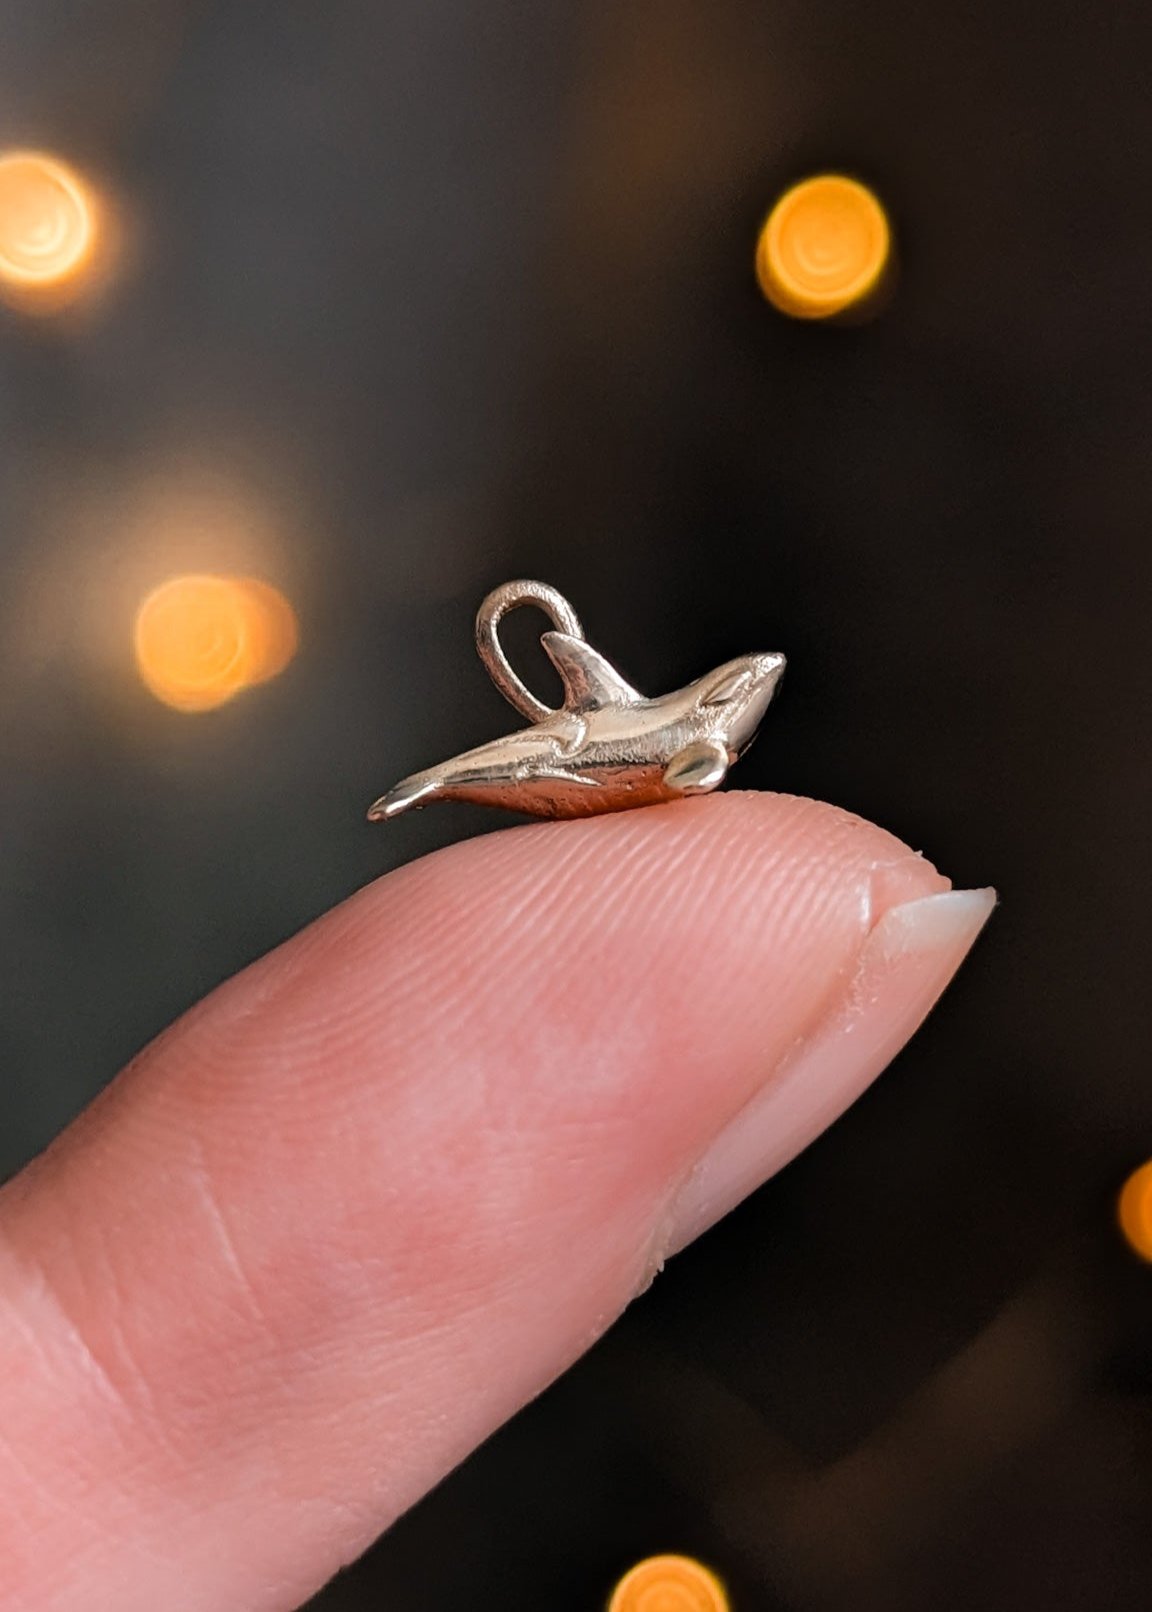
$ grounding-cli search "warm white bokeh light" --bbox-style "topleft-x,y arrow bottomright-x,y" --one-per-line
1118,1159 -> 1152,1263
756,173 -> 891,320
133,574 -> 298,713
608,1554 -> 730,1612
0,150 -> 98,296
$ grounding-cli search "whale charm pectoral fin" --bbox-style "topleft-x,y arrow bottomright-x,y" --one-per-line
663,739 -> 730,796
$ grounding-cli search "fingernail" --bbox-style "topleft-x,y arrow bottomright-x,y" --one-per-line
665,887 -> 996,1255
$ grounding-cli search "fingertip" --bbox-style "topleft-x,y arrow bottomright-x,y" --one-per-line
0,791 -> 987,1612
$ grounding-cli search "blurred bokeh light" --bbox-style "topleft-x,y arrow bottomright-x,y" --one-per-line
608,1554 -> 730,1612
133,574 -> 298,713
0,149 -> 98,304
756,174 -> 890,319
1117,1159 -> 1152,1262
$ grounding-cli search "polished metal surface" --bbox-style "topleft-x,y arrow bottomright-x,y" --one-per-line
367,580 -> 785,821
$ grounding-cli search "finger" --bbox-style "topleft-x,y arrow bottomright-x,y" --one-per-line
667,887 -> 997,1250
0,793 -> 993,1612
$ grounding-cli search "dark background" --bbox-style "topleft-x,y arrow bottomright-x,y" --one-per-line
1,2 -> 1150,1608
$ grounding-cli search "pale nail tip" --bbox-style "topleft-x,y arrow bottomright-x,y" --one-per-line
875,886 -> 997,958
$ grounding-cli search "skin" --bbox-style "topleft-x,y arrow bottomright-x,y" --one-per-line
0,792 -> 994,1611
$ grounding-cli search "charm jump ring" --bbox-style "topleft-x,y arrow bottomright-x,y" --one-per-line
475,579 -> 585,722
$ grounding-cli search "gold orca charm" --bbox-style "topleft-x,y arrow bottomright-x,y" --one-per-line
368,580 -> 785,821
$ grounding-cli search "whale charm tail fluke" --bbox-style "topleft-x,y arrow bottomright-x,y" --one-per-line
368,579 -> 785,823
366,777 -> 439,821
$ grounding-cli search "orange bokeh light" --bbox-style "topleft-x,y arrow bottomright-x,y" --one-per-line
133,574 -> 298,713
608,1555 -> 730,1612
756,174 -> 890,320
1118,1159 -> 1152,1263
0,150 -> 98,297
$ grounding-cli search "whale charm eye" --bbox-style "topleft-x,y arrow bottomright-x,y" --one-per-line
703,670 -> 750,706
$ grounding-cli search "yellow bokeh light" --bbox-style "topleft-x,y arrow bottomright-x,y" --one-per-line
133,574 -> 298,713
756,174 -> 890,320
0,150 -> 97,295
1118,1159 -> 1152,1263
608,1554 -> 730,1612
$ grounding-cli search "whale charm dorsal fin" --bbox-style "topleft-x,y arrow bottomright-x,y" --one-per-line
541,630 -> 642,713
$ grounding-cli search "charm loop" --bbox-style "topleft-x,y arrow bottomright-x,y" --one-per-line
474,579 -> 585,723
